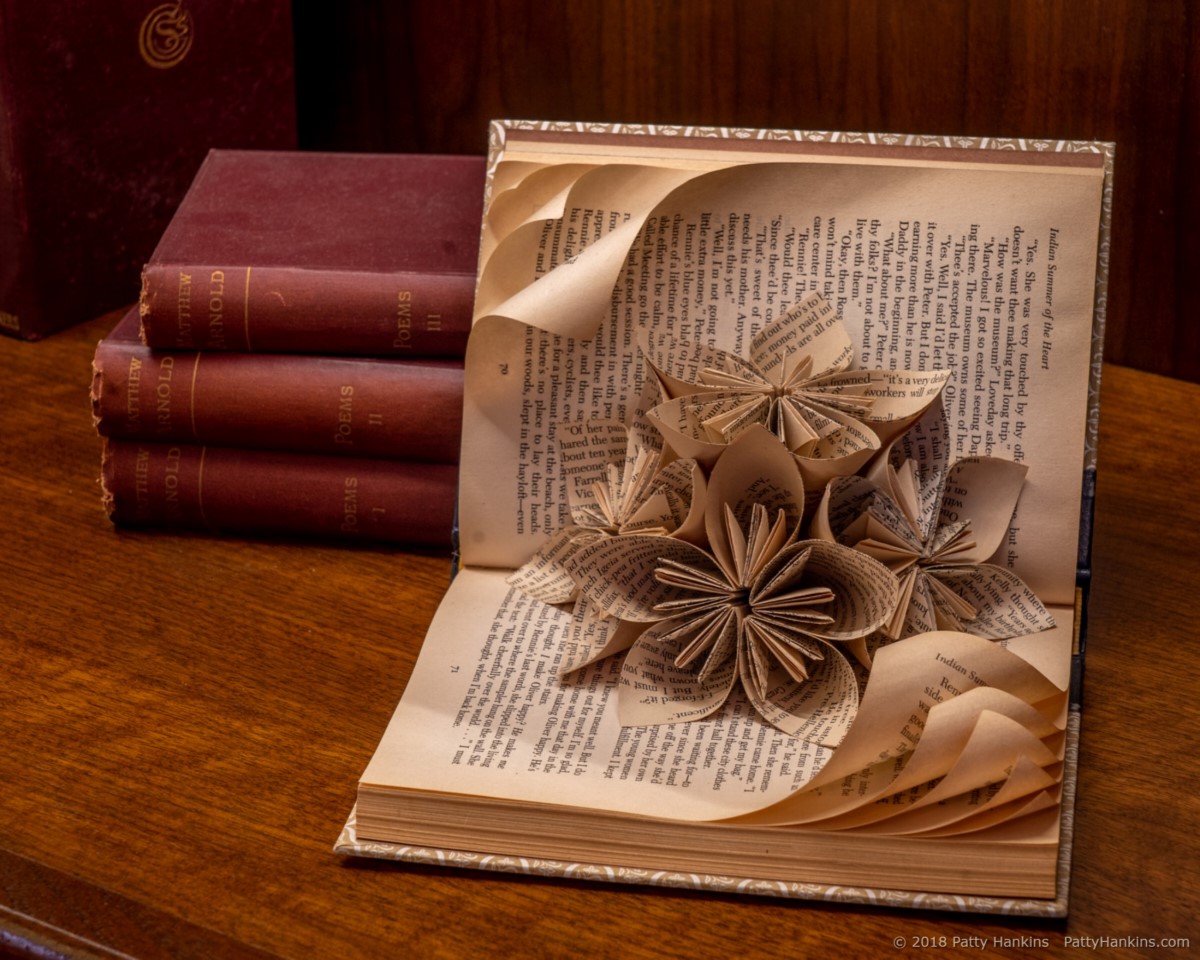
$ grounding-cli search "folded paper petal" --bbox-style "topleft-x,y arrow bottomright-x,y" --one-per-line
704,424 -> 807,576
618,619 -> 740,726
927,564 -> 1056,638
761,539 -> 900,643
641,330 -> 763,400
565,534 -> 719,622
750,292 -> 853,382
507,525 -> 604,604
739,638 -> 860,746
641,292 -> 948,487
510,414 -> 705,608
812,368 -> 952,448
569,429 -> 896,734
814,447 -> 1053,642
937,457 -> 1029,563
557,596 -> 644,676
868,399 -> 952,539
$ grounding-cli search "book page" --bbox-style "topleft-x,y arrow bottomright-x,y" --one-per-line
460,151 -> 1103,608
360,567 -> 1073,826
360,130 -> 1102,843
362,568 -> 833,820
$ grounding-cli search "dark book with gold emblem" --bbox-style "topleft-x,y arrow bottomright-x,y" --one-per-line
0,0 -> 296,340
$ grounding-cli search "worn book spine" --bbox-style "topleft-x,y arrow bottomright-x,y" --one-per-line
91,329 -> 464,464
101,441 -> 457,547
139,265 -> 473,356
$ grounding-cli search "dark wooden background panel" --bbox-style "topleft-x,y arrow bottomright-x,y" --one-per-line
293,0 -> 1200,383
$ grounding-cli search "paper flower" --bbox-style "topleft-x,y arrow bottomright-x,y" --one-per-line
813,407 -> 1055,641
641,291 -> 950,492
507,417 -> 704,606
565,427 -> 899,743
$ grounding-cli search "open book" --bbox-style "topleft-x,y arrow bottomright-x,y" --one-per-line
337,123 -> 1111,916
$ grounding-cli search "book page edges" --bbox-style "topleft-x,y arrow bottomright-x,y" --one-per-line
338,710 -> 1077,916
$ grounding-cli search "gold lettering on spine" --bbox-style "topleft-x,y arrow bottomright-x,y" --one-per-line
393,290 -> 412,349
164,446 -> 182,512
341,476 -> 359,532
196,446 -> 213,532
134,447 -> 151,518
335,385 -> 354,446
126,357 -> 143,429
177,272 -> 193,346
189,354 -> 202,439
208,270 -> 227,348
155,355 -> 175,433
0,311 -> 20,332
243,266 -> 253,351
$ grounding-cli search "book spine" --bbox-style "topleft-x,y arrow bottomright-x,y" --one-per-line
91,338 -> 463,463
0,11 -> 32,339
100,440 -> 457,547
139,264 -> 473,356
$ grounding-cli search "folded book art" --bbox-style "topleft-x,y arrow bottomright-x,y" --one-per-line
337,123 -> 1111,916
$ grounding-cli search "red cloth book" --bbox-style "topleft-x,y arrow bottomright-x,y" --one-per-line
101,439 -> 457,547
0,0 -> 297,340
138,150 -> 486,356
92,307 -> 464,463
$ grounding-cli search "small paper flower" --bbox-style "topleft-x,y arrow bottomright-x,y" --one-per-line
641,291 -> 950,492
507,417 -> 704,606
814,407 -> 1055,641
565,427 -> 899,743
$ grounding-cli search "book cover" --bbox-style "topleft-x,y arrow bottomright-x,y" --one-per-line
139,150 -> 486,356
101,439 -> 457,547
0,0 -> 296,341
92,307 -> 464,463
338,122 -> 1111,914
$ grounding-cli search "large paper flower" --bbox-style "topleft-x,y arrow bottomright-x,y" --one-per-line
813,407 -> 1055,641
565,427 -> 899,743
507,417 -> 704,605
642,291 -> 950,492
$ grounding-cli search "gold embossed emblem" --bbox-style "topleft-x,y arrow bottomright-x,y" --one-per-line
138,3 -> 193,69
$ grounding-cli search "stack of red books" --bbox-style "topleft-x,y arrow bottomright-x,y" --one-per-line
90,150 -> 486,547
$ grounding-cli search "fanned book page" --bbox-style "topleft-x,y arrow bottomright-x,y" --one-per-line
343,123 -> 1111,914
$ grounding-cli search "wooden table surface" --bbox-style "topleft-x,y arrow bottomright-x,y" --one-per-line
1,311 -> 1196,959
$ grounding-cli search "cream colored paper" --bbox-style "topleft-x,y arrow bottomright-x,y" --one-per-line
505,417 -> 702,604
362,568 -> 835,821
642,290 -> 950,490
359,127 -> 1102,845
815,406 -> 1056,641
361,566 -> 1070,832
560,427 -> 898,740
461,149 -> 1104,611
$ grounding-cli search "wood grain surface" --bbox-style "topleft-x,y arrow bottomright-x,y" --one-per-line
293,0 -> 1200,385
1,312 -> 1196,958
